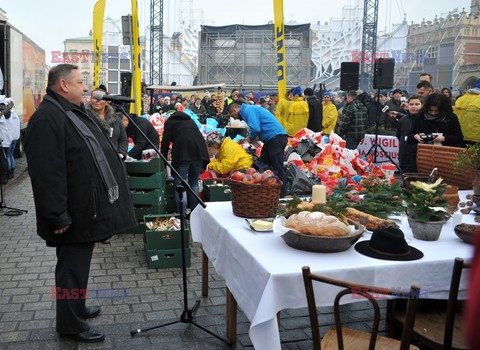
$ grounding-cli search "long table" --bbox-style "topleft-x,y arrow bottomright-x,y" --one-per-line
190,193 -> 475,350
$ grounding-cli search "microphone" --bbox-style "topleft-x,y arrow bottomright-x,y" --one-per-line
94,94 -> 135,103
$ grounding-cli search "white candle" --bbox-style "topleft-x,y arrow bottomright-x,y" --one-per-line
312,185 -> 326,204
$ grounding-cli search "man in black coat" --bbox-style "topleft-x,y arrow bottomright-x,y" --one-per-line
24,64 -> 136,343
126,114 -> 160,160
303,88 -> 323,132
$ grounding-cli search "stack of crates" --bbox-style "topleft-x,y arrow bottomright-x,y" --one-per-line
143,214 -> 191,269
126,158 -> 167,234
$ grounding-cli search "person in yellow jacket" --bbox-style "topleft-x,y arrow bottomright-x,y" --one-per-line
322,92 -> 338,135
284,86 -> 309,136
275,88 -> 292,128
454,82 -> 480,143
206,131 -> 253,174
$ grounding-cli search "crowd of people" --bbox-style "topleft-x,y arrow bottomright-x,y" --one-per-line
17,63 -> 478,344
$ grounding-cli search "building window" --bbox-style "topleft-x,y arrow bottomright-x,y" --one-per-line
82,73 -> 89,86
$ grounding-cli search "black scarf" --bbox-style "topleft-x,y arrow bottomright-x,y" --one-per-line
44,95 -> 119,203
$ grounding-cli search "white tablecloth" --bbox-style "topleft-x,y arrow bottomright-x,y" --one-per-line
190,192 -> 475,350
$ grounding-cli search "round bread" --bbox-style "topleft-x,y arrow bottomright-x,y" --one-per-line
285,211 -> 349,237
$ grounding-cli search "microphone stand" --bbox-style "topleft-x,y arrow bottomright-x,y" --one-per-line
113,103 -> 231,346
365,87 -> 401,172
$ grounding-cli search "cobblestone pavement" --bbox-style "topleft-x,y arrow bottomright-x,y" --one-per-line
0,158 -> 388,350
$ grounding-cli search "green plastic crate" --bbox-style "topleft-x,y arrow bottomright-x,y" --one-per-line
203,181 -> 231,202
143,214 -> 189,250
128,172 -> 166,190
126,158 -> 165,175
145,248 -> 191,269
134,204 -> 166,220
131,189 -> 166,205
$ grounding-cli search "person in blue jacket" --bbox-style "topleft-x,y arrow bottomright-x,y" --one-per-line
228,102 -> 288,195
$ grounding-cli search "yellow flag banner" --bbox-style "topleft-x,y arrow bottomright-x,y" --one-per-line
273,0 -> 287,99
93,0 -> 106,88
130,0 -> 142,115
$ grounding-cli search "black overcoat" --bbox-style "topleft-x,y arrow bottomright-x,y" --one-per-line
24,90 -> 137,245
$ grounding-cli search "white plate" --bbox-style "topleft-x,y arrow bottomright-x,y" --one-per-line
245,219 -> 274,232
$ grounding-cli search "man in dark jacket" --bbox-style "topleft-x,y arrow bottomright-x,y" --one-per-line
24,64 -> 136,343
303,87 -> 323,132
161,111 -> 209,211
126,114 -> 160,159
338,90 -> 368,149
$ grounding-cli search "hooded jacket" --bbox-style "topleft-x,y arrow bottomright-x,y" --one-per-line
454,88 -> 480,143
208,138 -> 253,174
24,89 -> 136,246
322,101 -> 338,134
285,97 -> 309,136
161,111 -> 209,168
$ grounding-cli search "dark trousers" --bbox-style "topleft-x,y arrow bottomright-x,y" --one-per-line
260,134 -> 288,196
346,137 -> 362,150
55,243 -> 94,334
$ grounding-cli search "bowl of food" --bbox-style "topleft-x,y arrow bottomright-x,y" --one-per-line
454,224 -> 480,244
278,211 -> 364,253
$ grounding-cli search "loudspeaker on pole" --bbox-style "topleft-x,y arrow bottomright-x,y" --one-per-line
340,62 -> 360,91
373,58 -> 395,89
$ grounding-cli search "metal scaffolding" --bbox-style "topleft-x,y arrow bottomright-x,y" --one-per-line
150,0 -> 163,85
360,0 -> 379,90
198,24 -> 311,90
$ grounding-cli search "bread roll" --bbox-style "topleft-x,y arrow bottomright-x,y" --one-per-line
285,211 -> 349,237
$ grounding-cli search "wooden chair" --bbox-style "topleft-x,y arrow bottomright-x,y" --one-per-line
302,266 -> 420,350
390,257 -> 470,350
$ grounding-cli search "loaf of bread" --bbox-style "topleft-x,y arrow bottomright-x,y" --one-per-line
285,211 -> 349,237
344,207 -> 396,230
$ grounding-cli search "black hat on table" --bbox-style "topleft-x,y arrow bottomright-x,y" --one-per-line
354,227 -> 423,261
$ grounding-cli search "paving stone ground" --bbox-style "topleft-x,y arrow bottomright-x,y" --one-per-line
0,157 -> 391,350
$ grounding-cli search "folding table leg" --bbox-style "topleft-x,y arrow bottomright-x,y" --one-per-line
226,287 -> 237,344
202,249 -> 209,297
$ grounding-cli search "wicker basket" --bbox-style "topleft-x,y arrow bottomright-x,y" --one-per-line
416,144 -> 474,190
230,180 -> 282,218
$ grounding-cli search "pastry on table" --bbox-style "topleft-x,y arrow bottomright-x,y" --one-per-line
344,207 -> 396,231
285,211 -> 349,237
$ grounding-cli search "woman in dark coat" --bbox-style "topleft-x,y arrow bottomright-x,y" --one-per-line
86,86 -> 128,160
161,111 -> 209,211
407,93 -> 464,147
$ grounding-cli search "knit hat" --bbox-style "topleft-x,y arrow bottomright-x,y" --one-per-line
323,91 -> 331,97
292,86 -> 302,96
303,88 -> 314,96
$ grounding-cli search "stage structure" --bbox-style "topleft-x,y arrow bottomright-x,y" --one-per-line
197,24 -> 311,90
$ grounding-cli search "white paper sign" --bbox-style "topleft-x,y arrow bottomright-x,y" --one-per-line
356,134 -> 399,165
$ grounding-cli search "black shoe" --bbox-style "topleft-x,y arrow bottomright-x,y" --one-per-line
61,328 -> 105,343
7,171 -> 14,179
84,306 -> 101,319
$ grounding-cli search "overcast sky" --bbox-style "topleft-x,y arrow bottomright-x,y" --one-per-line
1,0 -> 472,65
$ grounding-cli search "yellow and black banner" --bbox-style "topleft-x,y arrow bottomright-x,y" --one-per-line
93,0 -> 106,88
130,0 -> 142,115
273,0 -> 287,99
